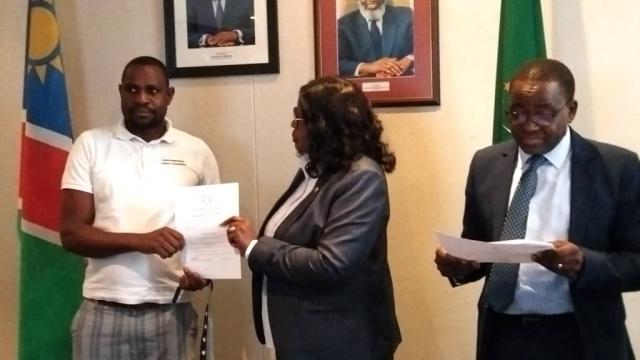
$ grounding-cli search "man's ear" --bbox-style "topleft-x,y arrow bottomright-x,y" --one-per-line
568,99 -> 578,122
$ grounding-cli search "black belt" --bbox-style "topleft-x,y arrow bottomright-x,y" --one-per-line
493,311 -> 577,329
88,298 -> 173,310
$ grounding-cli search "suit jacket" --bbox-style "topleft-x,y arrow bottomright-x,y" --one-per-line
248,156 -> 401,360
186,0 -> 255,48
460,129 -> 640,360
338,6 -> 414,76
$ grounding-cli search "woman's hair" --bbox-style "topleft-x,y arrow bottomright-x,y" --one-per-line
298,76 -> 396,177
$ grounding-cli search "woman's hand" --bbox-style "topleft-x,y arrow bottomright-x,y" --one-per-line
221,216 -> 256,256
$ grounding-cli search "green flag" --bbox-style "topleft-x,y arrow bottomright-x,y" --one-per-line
493,0 -> 547,143
19,1 -> 84,358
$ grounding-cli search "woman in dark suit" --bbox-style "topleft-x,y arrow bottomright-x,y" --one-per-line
223,76 -> 401,359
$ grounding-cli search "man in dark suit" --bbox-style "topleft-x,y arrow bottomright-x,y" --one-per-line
435,58 -> 640,360
338,0 -> 414,77
187,0 -> 255,48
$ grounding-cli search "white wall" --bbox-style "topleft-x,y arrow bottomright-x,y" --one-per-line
1,1 -> 639,359
0,1 -> 26,357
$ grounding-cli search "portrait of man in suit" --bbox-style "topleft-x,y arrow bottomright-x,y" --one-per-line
186,0 -> 255,48
337,0 -> 414,77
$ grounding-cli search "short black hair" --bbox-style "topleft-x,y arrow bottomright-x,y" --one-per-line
511,58 -> 575,101
121,56 -> 170,86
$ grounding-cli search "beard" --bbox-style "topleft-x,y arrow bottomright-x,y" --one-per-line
358,2 -> 386,21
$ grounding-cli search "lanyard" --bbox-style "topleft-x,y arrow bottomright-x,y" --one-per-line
172,282 -> 214,360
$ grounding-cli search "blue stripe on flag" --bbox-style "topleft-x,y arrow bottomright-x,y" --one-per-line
24,65 -> 72,138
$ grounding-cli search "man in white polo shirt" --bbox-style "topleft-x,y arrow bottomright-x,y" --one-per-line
60,56 -> 220,359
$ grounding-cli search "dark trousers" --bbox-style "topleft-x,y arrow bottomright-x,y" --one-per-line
486,310 -> 584,360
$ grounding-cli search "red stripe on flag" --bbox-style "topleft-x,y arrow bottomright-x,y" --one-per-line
20,125 -> 69,232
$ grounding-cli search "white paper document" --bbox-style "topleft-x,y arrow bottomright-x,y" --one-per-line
435,232 -> 553,263
175,183 -> 241,279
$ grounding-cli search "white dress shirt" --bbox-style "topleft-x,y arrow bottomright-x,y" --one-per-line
506,128 -> 575,314
359,7 -> 385,33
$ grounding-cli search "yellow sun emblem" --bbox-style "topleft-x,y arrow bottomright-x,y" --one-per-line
27,0 -> 64,82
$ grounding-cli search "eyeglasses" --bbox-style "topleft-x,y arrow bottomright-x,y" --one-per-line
505,101 -> 570,127
291,117 -> 304,129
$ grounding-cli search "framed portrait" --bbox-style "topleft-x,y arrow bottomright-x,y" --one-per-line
314,0 -> 439,106
164,0 -> 279,77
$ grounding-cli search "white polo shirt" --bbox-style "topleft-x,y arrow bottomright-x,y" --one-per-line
61,119 -> 220,304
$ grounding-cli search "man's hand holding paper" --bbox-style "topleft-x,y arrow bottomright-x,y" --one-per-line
435,233 -> 584,281
434,246 -> 480,279
532,239 -> 585,279
436,232 -> 554,263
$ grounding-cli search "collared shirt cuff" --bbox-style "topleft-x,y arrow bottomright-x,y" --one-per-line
354,63 -> 364,76
233,29 -> 244,44
198,34 -> 208,46
244,239 -> 258,258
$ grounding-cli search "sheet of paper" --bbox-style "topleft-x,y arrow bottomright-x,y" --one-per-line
175,183 -> 241,279
435,232 -> 553,263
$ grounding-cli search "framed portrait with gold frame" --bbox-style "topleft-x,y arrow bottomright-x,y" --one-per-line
164,0 -> 279,77
314,0 -> 439,106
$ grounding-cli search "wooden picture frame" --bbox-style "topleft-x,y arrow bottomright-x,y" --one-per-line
164,0 -> 279,77
314,0 -> 439,106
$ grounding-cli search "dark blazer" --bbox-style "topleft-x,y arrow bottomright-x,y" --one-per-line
338,6 -> 414,76
460,129 -> 640,360
248,156 -> 401,360
186,0 -> 255,48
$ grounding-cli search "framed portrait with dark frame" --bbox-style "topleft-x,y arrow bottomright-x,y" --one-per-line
314,0 -> 439,106
164,0 -> 279,78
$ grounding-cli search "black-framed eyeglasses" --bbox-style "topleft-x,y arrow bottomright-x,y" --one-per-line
291,117 -> 304,129
505,101 -> 570,127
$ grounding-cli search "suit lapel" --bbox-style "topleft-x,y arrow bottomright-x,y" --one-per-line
568,130 -> 596,245
221,0 -> 237,28
273,174 -> 331,240
253,166 -> 307,345
198,0 -> 217,27
354,16 -> 377,60
491,143 -> 518,241
381,10 -> 398,56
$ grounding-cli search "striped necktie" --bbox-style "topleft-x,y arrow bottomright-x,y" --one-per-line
485,155 -> 548,311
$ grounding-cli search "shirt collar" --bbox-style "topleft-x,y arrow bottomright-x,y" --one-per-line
114,118 -> 176,144
517,126 -> 572,170
298,154 -> 313,179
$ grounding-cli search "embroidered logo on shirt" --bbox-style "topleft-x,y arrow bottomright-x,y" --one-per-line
161,159 -> 187,166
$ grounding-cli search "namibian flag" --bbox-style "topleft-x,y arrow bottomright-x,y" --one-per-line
19,1 -> 84,358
